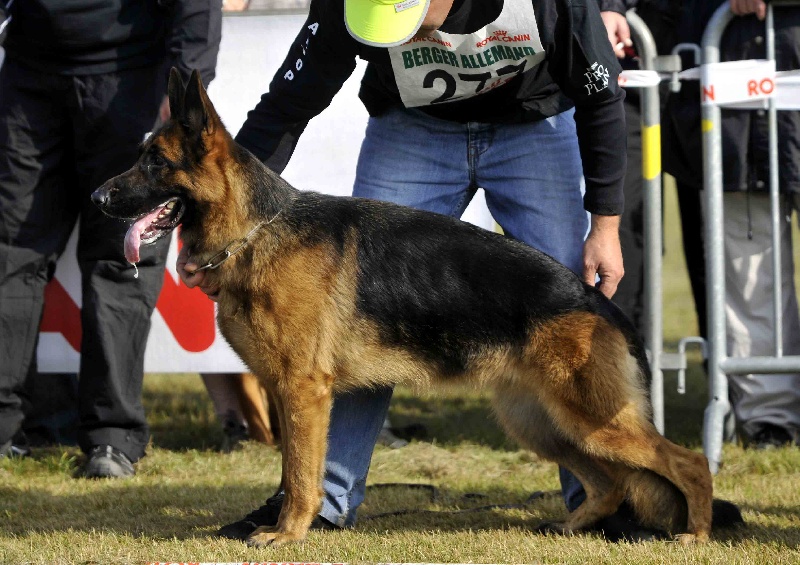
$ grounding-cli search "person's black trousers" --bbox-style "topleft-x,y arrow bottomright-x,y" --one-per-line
613,90 -> 646,335
0,59 -> 169,461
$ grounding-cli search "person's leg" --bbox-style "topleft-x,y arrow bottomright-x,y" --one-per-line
72,67 -> 169,465
676,181 -> 708,339
201,373 -> 250,451
0,61 -> 79,448
477,109 -> 587,275
319,107 -> 477,526
22,372 -> 79,446
475,109 -> 588,512
613,94 -> 645,335
723,192 -> 800,445
202,373 -> 246,425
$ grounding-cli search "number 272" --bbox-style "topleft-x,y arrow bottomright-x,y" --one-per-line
423,60 -> 528,104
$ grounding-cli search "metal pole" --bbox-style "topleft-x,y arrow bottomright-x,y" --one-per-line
627,10 -> 665,433
766,3 -> 783,357
700,1 -> 735,474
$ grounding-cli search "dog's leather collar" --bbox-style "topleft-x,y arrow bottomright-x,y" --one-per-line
193,211 -> 280,272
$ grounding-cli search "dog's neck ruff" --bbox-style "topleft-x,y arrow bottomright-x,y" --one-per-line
193,211 -> 281,272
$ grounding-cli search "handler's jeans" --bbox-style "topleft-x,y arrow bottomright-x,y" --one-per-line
0,60 -> 169,461
318,106 -> 589,527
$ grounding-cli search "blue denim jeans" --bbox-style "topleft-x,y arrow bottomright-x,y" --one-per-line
319,106 -> 588,526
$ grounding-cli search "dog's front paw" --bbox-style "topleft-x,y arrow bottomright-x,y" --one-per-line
673,531 -> 710,545
535,521 -> 569,535
246,525 -> 307,547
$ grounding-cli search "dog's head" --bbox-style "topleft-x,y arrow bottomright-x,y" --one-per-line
92,68 -> 229,264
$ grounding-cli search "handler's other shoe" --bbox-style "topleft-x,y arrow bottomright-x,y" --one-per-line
216,492 -> 337,540
0,430 -> 32,459
745,424 -> 796,450
80,445 -> 135,478
220,414 -> 249,453
376,426 -> 408,449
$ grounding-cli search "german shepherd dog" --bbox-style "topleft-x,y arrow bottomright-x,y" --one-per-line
93,69 -> 719,547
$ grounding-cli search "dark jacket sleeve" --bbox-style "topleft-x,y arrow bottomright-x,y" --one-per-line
574,92 -> 627,215
548,0 -> 627,215
597,0 -> 629,15
234,0 -> 358,173
166,0 -> 223,88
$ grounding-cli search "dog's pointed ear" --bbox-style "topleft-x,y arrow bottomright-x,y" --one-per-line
167,67 -> 186,121
182,69 -> 221,137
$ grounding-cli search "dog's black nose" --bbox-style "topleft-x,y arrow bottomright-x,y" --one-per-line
91,188 -> 108,208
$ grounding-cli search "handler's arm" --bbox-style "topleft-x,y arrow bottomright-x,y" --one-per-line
233,1 -> 358,172
547,0 -> 628,298
574,94 -> 626,298
165,0 -> 223,88
157,1 -> 223,125
730,0 -> 767,19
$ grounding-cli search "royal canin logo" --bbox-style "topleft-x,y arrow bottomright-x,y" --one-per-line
475,30 -> 531,48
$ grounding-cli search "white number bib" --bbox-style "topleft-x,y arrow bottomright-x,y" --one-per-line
388,0 -> 545,108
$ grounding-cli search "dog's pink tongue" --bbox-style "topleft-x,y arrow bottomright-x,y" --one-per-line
124,209 -> 161,264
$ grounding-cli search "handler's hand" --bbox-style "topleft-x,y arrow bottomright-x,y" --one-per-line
601,11 -> 632,59
177,245 -> 221,302
730,0 -> 766,19
582,214 -> 624,299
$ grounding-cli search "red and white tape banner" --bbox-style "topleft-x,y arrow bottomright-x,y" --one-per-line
619,60 -> 800,109
700,59 -> 776,107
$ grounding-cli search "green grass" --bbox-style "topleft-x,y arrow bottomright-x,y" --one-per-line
2,183 -> 799,564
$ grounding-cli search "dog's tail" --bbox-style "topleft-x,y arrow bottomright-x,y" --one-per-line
625,469 -> 745,533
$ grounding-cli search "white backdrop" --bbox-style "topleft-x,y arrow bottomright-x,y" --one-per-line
17,13 -> 494,372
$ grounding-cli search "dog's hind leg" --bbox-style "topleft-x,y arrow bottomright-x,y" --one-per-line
524,312 -> 713,542
492,388 -> 626,534
565,420 -> 713,543
591,429 -> 713,544
246,370 -> 334,547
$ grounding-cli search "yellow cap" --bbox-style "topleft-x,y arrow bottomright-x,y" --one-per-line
345,0 -> 431,47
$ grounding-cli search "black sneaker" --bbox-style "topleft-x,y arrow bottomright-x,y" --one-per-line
80,445 -> 135,478
0,430 -> 32,459
221,414 -> 249,453
746,424 -> 794,450
216,492 -> 337,540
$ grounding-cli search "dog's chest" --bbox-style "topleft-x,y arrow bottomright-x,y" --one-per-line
216,308 -> 280,378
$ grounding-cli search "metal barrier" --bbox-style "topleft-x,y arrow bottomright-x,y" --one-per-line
701,0 -> 800,473
625,12 -> 711,435
625,10 -> 667,433
624,12 -> 706,435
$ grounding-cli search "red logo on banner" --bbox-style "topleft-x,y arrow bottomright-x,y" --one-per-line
39,271 -> 216,353
40,279 -> 82,351
155,270 -> 216,352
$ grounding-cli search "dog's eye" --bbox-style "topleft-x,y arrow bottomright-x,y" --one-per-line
147,153 -> 168,173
